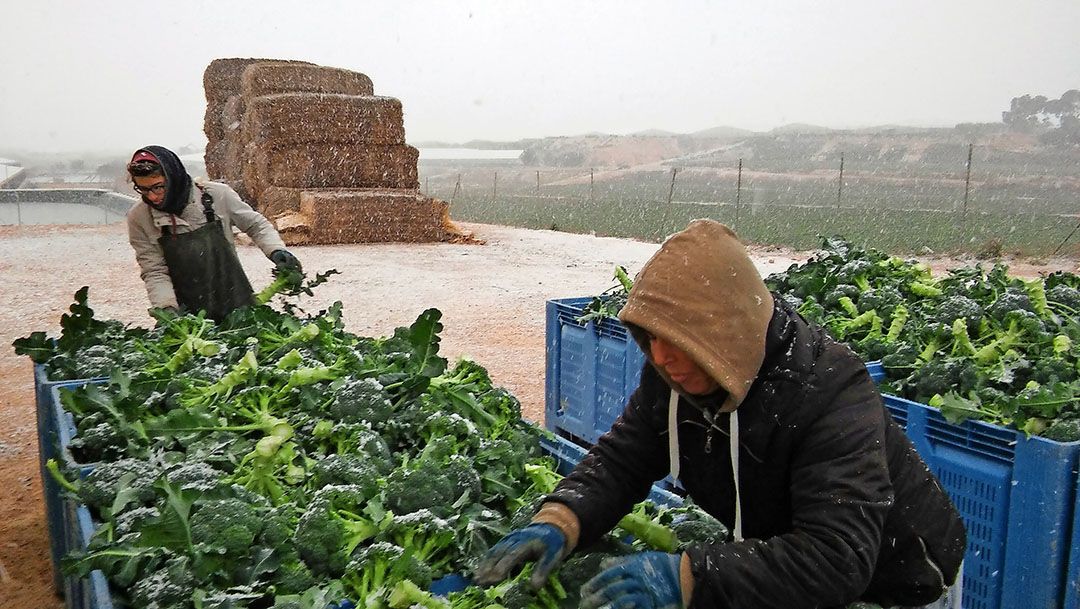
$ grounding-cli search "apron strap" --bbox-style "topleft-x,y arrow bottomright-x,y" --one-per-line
199,186 -> 216,222
159,186 -> 215,236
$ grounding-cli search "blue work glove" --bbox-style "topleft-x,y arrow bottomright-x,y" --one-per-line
472,523 -> 568,589
269,249 -> 302,273
580,551 -> 684,609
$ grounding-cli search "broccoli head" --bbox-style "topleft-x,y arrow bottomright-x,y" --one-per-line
857,286 -> 905,319
669,508 -> 729,548
904,358 -> 980,403
295,484 -> 382,576
1041,418 -> 1080,442
70,412 -> 129,463
342,542 -> 434,607
190,497 -> 264,557
329,377 -> 395,426
127,554 -> 197,609
272,559 -> 318,596
72,344 -> 119,378
162,461 -> 230,494
933,295 -> 984,334
112,506 -> 161,538
880,343 -> 921,379
308,421 -> 394,474
258,502 -> 300,554
987,288 -> 1035,321
824,284 -> 862,308
1031,357 -> 1078,385
378,509 -> 456,572
79,458 -> 160,512
384,454 -> 481,518
311,454 -> 383,497
1047,284 -> 1080,312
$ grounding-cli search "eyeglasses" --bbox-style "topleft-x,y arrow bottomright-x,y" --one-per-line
133,182 -> 167,195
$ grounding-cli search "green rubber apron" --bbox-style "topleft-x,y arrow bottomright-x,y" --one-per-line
160,189 -> 254,321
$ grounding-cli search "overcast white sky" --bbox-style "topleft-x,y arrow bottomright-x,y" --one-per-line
1,0 -> 1078,154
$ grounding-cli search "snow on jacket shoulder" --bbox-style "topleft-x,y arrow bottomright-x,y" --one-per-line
126,179 -> 286,309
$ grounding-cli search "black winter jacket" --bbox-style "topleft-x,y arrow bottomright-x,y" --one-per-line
547,300 -> 966,608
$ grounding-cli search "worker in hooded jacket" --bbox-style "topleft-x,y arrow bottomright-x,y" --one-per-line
475,219 -> 966,609
126,145 -> 301,321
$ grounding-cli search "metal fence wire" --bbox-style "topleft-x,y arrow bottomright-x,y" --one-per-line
419,151 -> 1080,257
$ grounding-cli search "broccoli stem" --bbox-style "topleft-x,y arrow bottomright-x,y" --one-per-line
389,580 -> 448,609
909,281 -> 943,298
886,305 -> 908,342
617,510 -> 678,553
255,275 -> 291,304
46,458 -> 79,493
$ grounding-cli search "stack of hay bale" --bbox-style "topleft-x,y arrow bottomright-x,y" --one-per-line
203,58 -> 462,245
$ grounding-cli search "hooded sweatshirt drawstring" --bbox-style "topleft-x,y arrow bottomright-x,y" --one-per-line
729,409 -> 743,542
669,388 -> 744,542
668,390 -> 681,481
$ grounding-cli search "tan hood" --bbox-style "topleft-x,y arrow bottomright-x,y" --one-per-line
619,219 -> 774,412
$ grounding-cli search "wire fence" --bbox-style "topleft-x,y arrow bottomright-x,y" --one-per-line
419,152 -> 1080,257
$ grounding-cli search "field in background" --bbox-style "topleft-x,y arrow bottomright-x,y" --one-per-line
421,162 -> 1080,257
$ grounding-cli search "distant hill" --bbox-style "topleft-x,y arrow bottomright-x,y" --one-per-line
413,138 -> 537,150
629,128 -> 678,137
770,123 -> 833,134
411,121 -> 1076,172
688,125 -> 756,139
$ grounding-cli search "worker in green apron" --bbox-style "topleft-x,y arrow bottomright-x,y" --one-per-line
126,145 -> 301,321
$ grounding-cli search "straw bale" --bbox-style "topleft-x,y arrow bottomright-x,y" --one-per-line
259,187 -> 304,219
203,58 -> 312,107
241,64 -> 374,99
245,142 -> 419,196
281,190 -> 456,244
204,140 -> 227,180
222,95 -> 243,134
204,58 -> 313,143
243,94 -> 405,146
204,107 -> 226,143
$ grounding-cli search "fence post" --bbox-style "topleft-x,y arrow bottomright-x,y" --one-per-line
837,152 -> 844,208
962,143 -> 973,215
493,171 -> 498,200
451,174 -> 461,204
17,200 -> 22,225
536,170 -> 540,194
590,169 -> 595,201
667,167 -> 678,205
735,158 -> 743,229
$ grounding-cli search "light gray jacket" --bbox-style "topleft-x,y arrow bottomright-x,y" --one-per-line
126,178 -> 286,309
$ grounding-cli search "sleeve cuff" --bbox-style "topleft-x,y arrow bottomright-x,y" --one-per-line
680,551 -> 695,607
531,502 -> 582,553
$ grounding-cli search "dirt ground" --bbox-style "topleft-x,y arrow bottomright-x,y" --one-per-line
0,221 -> 1075,608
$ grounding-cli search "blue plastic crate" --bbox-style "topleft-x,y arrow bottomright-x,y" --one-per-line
1068,468 -> 1080,609
881,392 -> 910,431
545,298 -> 887,441
68,501 -> 114,609
882,394 -> 1080,609
544,297 -> 646,446
865,360 -> 885,383
34,363 -> 101,595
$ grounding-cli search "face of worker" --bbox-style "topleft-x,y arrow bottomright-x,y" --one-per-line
648,335 -> 720,395
133,174 -> 168,207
